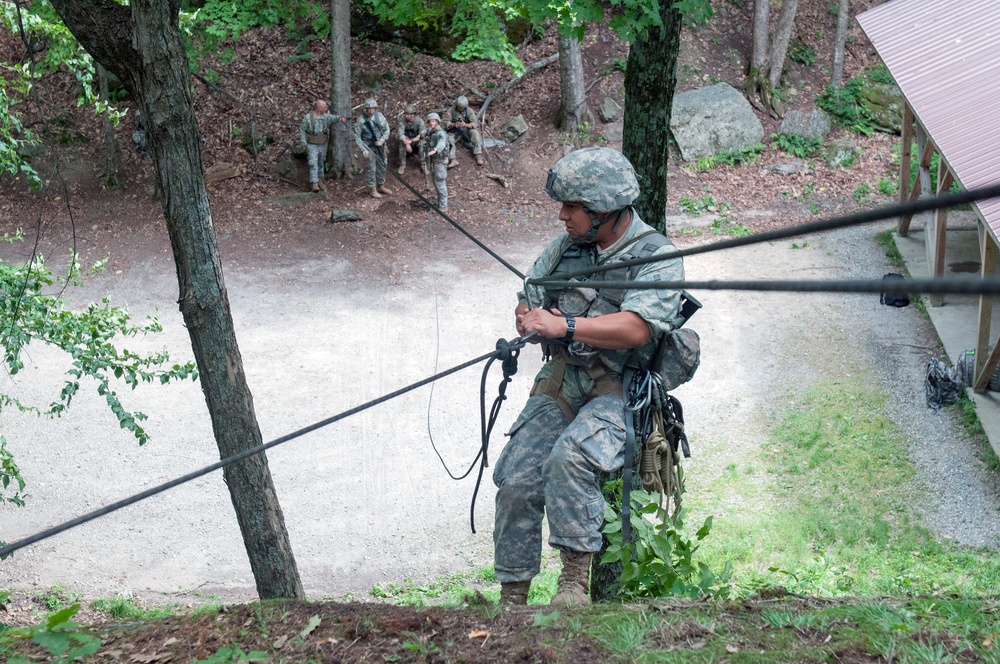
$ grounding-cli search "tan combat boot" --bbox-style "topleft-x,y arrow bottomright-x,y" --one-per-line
499,581 -> 530,606
421,163 -> 429,175
377,184 -> 393,195
369,186 -> 381,199
475,153 -> 484,166
397,164 -> 406,175
550,550 -> 592,606
311,182 -> 320,193
447,159 -> 459,169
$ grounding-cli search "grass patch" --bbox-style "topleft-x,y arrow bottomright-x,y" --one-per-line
875,228 -> 904,268
691,378 -> 1000,598
692,144 -> 764,172
953,393 -> 1000,473
91,595 -> 175,621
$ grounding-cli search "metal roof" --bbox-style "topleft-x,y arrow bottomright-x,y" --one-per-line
857,0 -> 1000,239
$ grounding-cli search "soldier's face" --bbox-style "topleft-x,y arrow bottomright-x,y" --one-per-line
560,202 -> 593,239
366,107 -> 375,116
428,120 -> 438,130
405,113 -> 414,121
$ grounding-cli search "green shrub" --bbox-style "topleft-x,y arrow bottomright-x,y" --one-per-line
694,144 -> 764,171
817,77 -> 877,136
867,63 -> 896,85
789,42 -> 817,66
771,133 -> 823,158
877,178 -> 896,195
853,183 -> 872,203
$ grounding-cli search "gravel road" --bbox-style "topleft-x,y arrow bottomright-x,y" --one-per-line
1,213 -> 998,604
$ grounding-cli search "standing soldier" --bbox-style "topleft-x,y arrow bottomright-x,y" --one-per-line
397,105 -> 427,176
354,98 -> 392,199
446,95 -> 483,168
299,99 -> 346,192
424,113 -> 450,211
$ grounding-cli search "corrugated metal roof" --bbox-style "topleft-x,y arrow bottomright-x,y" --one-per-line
857,0 -> 1000,238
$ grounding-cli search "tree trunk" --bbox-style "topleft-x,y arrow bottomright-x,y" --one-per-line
556,31 -> 594,132
619,1 -> 683,236
95,62 -> 120,187
745,0 -> 771,109
49,0 -> 304,601
830,0 -> 850,89
750,0 -> 770,73
329,0 -> 354,179
767,0 -> 799,91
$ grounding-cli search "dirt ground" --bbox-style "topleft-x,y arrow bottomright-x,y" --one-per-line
4,1 -> 1000,660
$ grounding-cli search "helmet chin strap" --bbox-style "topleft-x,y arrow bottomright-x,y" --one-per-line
572,207 -> 628,245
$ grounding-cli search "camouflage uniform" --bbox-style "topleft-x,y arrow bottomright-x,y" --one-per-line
354,106 -> 391,188
447,102 -> 483,161
424,119 -> 450,209
299,110 -> 342,185
397,113 -> 427,172
492,150 -> 684,585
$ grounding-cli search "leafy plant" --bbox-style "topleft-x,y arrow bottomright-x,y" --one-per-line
788,42 -> 817,66
853,182 -> 872,203
1,603 -> 101,663
710,216 -> 749,236
193,644 -> 270,663
817,77 -> 877,136
771,133 -> 823,158
877,178 -> 896,195
600,483 -> 732,599
693,144 -> 764,171
867,63 -> 896,86
679,194 -> 727,215
809,201 -> 821,215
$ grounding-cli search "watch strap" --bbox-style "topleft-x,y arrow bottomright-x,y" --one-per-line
561,315 -> 576,343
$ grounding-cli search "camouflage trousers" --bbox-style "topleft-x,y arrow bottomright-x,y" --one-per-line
448,127 -> 482,158
364,144 -> 387,187
397,138 -> 426,170
306,143 -> 327,183
431,159 -> 448,208
492,393 -> 626,584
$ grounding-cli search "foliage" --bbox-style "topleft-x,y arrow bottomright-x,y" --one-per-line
817,76 -> 877,135
678,194 -> 725,215
0,602 -> 101,663
0,239 -> 198,504
693,144 -> 764,171
867,63 -> 896,85
877,177 -> 896,195
875,228 -> 905,268
600,483 -> 732,599
853,182 -> 872,203
788,41 -> 817,66
771,132 -> 823,159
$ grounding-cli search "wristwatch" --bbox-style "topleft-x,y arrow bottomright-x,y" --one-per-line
561,315 -> 576,343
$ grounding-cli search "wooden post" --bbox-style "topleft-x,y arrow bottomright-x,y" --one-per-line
898,102 -> 914,234
901,129 -> 934,233
930,163 -> 955,307
975,226 -> 1000,391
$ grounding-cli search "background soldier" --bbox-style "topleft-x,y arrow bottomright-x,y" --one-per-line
354,98 -> 392,199
397,105 -> 427,176
424,113 -> 450,211
446,95 -> 483,168
299,99 -> 345,192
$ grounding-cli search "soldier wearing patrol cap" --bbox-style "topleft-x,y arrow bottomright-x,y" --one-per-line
397,104 -> 427,176
354,98 -> 392,198
446,95 -> 483,167
492,147 -> 685,607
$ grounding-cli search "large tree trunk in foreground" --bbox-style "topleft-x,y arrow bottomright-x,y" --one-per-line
556,31 -> 594,132
620,0 -> 683,236
49,0 -> 304,600
329,0 -> 354,179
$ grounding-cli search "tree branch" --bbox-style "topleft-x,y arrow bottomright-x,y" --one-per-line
477,53 -> 560,121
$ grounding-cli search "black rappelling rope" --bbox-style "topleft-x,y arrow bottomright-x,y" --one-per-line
0,343 -> 509,560
468,336 -> 524,533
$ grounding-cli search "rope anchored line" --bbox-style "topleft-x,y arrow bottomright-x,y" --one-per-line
0,337 -> 535,560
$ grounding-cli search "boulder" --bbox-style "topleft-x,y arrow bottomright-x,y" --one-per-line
598,97 -> 622,123
824,137 -> 857,168
779,109 -> 831,140
765,160 -> 813,176
670,83 -> 764,161
602,120 -> 624,143
329,210 -> 363,223
499,115 -> 529,144
241,125 -> 271,155
860,81 -> 905,134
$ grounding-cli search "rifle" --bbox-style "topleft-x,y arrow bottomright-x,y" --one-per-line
363,116 -> 386,158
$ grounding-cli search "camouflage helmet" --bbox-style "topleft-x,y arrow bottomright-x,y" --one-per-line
456,95 -> 469,109
545,147 -> 640,243
404,104 -> 417,114
364,98 -> 378,109
426,112 -> 441,122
